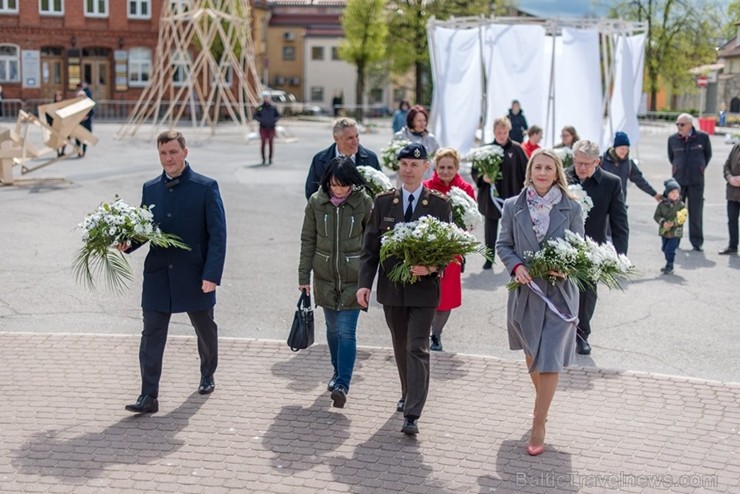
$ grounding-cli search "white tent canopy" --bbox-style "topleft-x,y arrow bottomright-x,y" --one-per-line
428,17 -> 647,155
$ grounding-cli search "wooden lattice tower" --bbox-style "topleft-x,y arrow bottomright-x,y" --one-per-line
118,0 -> 262,137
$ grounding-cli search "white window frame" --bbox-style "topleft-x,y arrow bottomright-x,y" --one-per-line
128,0 -> 151,19
0,44 -> 20,82
39,0 -> 63,15
84,0 -> 108,17
310,87 -> 324,103
171,0 -> 191,14
0,0 -> 18,14
128,47 -> 151,87
171,50 -> 190,87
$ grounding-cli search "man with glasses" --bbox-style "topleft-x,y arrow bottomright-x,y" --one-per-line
566,140 -> 629,355
667,113 -> 712,251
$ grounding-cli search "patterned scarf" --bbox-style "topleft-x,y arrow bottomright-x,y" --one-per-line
526,184 -> 562,242
330,189 -> 351,207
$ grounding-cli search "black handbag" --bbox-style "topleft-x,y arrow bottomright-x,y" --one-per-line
287,290 -> 314,352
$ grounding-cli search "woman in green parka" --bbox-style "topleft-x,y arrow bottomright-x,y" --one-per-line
299,156 -> 374,408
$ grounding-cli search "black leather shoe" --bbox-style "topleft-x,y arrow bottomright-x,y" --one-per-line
198,376 -> 215,395
430,335 -> 443,352
692,245 -> 703,252
576,338 -> 591,355
396,398 -> 405,413
719,247 -> 738,255
401,417 -> 419,435
482,260 -> 493,270
331,386 -> 347,408
327,372 -> 338,392
125,395 -> 158,414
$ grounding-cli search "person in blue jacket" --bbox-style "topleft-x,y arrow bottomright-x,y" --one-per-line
121,130 -> 227,414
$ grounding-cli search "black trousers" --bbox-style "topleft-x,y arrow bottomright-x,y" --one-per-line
484,217 -> 499,259
727,200 -> 740,250
139,309 -> 218,398
383,305 -> 436,419
680,183 -> 705,249
577,286 -> 598,340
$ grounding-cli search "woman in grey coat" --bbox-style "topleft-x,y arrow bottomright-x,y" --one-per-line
496,149 -> 584,456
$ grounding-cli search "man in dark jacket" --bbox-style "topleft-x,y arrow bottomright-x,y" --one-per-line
255,92 -> 280,165
357,143 -> 451,436
507,100 -> 528,143
472,116 -> 528,269
122,131 -> 227,414
720,142 -> 740,255
305,117 -> 380,199
667,113 -> 712,251
601,131 -> 661,203
566,140 -> 629,356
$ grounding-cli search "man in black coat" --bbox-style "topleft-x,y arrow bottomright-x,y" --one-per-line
305,117 -> 380,199
255,92 -> 280,166
667,113 -> 712,251
471,116 -> 528,269
122,131 -> 227,414
566,139 -> 629,355
357,143 -> 452,436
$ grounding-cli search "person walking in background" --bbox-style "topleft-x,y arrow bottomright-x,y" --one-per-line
120,131 -> 227,414
565,140 -> 628,356
555,126 -> 579,149
507,100 -> 528,144
393,104 -> 440,165
357,143 -> 452,436
255,92 -> 280,166
497,148 -> 584,456
654,178 -> 686,275
299,157 -> 373,409
667,113 -> 712,252
305,117 -> 380,199
719,142 -> 740,255
46,90 -> 66,157
75,86 -> 94,158
521,125 -> 542,158
719,102 -> 727,128
472,116 -> 528,269
422,147 -> 476,352
600,131 -> 662,204
392,100 -> 410,134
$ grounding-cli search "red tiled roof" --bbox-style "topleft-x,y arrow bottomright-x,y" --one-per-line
305,26 -> 343,37
269,14 -> 340,27
268,0 -> 346,5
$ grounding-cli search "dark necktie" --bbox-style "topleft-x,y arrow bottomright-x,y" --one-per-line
404,194 -> 414,222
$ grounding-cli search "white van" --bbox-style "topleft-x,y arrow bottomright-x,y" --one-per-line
262,87 -> 301,116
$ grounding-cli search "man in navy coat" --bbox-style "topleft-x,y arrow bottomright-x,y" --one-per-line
305,117 -> 380,199
123,131 -> 227,414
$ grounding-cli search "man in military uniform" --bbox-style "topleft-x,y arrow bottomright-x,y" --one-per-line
357,142 -> 452,435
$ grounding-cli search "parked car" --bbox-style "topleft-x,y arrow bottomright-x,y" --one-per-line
261,87 -> 302,116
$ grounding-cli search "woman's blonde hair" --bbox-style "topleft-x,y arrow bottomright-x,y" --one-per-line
433,147 -> 461,169
524,149 -> 576,200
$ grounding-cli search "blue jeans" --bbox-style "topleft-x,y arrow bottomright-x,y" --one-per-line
323,308 -> 359,391
662,237 -> 680,264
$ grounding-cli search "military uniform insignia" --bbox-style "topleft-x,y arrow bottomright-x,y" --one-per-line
383,217 -> 395,222
413,148 -> 421,158
392,198 -> 400,204
421,199 -> 429,205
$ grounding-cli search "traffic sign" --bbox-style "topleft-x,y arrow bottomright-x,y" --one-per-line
697,75 -> 708,88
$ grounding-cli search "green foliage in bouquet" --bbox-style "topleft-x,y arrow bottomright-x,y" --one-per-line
466,145 -> 504,189
380,138 -> 411,171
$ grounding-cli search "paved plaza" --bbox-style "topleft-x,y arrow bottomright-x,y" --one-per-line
0,119 -> 739,492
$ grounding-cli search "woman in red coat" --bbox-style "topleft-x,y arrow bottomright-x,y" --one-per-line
423,147 -> 476,351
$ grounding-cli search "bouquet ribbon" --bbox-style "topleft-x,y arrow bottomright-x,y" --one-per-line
526,282 -> 578,323
489,186 -> 505,213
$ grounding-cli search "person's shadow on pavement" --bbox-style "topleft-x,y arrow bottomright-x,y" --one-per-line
11,392 -> 209,484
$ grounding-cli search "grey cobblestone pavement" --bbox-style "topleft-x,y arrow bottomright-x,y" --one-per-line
1,332 -> 738,493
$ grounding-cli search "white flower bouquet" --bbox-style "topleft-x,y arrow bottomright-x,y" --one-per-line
506,230 -> 636,291
465,144 -> 504,192
380,215 -> 492,284
567,184 -> 593,221
73,196 -> 190,293
553,147 -> 574,168
447,186 -> 482,231
357,165 -> 393,197
380,138 -> 411,171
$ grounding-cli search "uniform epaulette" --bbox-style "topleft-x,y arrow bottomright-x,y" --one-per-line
429,189 -> 448,200
377,188 -> 396,197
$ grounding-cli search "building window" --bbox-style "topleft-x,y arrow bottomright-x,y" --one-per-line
369,88 -> 383,104
84,0 -> 108,17
128,0 -> 150,19
0,44 -> 20,82
310,87 -> 324,102
0,0 -> 18,13
172,51 -> 190,87
331,47 -> 340,61
128,47 -> 151,87
311,46 -> 324,61
40,0 -> 63,15
282,46 -> 295,61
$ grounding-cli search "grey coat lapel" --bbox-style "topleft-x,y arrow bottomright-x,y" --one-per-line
512,193 -> 540,254
545,198 -> 572,240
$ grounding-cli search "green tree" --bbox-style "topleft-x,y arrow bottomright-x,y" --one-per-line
385,0 -> 513,105
610,0 -> 719,111
339,0 -> 389,121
